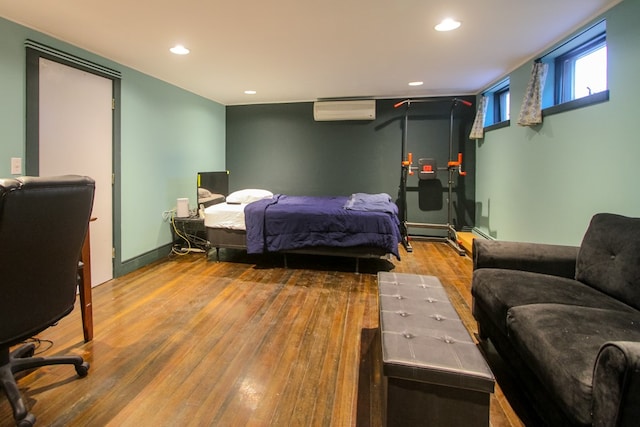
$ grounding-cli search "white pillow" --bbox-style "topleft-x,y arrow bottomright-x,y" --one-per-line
226,189 -> 273,204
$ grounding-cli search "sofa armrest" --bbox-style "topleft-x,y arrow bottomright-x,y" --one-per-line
593,341 -> 640,426
472,239 -> 578,279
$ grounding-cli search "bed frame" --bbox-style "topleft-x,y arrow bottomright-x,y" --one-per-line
205,227 -> 392,273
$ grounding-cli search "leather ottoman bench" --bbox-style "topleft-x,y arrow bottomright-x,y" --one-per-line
377,272 -> 494,427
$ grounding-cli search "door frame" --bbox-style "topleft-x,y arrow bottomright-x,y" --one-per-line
25,41 -> 125,278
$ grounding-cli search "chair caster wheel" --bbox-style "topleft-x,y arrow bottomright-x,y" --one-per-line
76,361 -> 90,377
17,413 -> 36,427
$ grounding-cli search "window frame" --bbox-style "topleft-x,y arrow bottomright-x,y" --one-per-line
494,86 -> 510,123
483,78 -> 510,131
554,32 -> 607,105
535,19 -> 609,117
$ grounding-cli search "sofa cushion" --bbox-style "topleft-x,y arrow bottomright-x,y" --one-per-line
472,268 -> 635,336
576,213 -> 640,310
506,304 -> 640,426
473,239 -> 579,279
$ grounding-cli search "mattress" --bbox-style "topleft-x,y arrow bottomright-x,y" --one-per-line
204,202 -> 247,230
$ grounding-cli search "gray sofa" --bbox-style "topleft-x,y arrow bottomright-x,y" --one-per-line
471,213 -> 640,426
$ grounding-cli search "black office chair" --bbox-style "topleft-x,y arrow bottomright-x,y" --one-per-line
0,175 -> 95,427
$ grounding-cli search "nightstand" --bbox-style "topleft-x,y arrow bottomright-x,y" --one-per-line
170,215 -> 209,253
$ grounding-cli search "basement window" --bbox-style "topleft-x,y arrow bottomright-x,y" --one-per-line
540,20 -> 609,116
483,78 -> 510,131
556,34 -> 607,103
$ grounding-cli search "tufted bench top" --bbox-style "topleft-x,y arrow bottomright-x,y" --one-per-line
378,272 -> 494,394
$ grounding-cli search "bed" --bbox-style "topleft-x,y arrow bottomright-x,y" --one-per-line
204,190 -> 402,270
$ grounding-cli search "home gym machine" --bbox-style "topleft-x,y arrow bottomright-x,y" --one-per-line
395,97 -> 471,255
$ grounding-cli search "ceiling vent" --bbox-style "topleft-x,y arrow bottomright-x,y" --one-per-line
313,99 -> 376,121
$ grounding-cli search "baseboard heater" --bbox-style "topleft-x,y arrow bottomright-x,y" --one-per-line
313,99 -> 376,121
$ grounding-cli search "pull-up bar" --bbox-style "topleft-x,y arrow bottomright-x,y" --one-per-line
396,97 -> 472,255
394,97 -> 472,109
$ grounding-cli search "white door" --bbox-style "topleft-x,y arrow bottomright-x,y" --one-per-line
38,58 -> 113,287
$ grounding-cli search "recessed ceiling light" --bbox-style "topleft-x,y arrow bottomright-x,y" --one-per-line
244,90 -> 257,95
169,45 -> 190,55
435,18 -> 461,32
409,81 -> 424,86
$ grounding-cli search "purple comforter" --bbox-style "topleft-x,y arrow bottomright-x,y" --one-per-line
245,194 -> 401,260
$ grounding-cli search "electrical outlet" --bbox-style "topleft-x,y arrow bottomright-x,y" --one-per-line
11,157 -> 22,175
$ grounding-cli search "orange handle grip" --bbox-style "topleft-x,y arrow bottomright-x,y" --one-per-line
402,152 -> 414,175
448,152 -> 463,167
448,153 -> 467,176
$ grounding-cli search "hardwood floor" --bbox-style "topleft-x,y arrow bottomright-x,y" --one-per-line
1,242 -> 523,426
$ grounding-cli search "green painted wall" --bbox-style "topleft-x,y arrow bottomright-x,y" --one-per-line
120,73 -> 225,261
0,17 -> 225,267
475,0 -> 640,245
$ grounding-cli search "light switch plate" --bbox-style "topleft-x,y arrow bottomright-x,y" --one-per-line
11,157 -> 22,175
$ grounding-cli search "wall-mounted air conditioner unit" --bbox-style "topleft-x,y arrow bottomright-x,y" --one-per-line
313,99 -> 376,121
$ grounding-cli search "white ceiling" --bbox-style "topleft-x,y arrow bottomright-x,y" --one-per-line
0,0 -> 620,106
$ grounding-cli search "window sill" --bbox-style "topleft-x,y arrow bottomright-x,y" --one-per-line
484,120 -> 510,133
543,90 -> 609,117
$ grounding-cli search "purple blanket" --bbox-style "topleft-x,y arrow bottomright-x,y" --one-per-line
245,194 -> 401,260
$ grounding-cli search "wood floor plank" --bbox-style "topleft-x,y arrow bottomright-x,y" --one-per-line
1,242 -> 523,427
